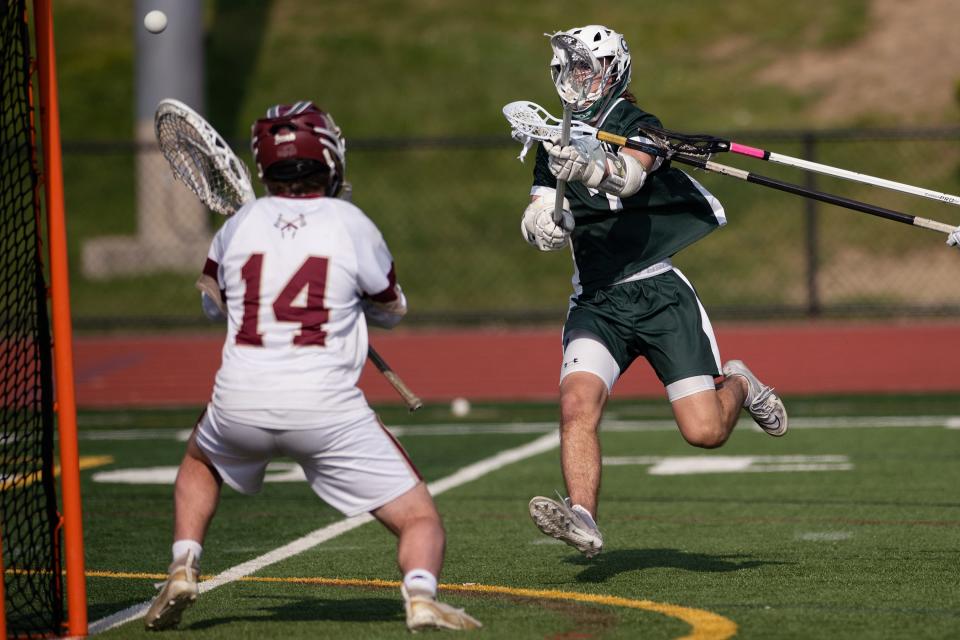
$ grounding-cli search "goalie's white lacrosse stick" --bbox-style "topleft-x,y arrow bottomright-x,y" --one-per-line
503,101 -> 958,237
155,99 -> 256,215
153,99 -> 423,411
548,32 -> 601,225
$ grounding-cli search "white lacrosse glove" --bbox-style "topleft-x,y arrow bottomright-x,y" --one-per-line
544,137 -> 606,186
196,274 -> 226,321
362,297 -> 406,329
361,284 -> 408,329
948,226 -> 960,249
521,196 -> 574,251
200,292 -> 226,321
544,137 -> 647,197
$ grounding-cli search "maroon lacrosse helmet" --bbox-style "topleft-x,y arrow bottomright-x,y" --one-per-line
250,101 -> 346,195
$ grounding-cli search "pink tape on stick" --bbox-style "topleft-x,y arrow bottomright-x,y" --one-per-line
729,142 -> 767,159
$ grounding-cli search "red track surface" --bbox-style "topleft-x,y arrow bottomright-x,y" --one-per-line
72,321 -> 960,409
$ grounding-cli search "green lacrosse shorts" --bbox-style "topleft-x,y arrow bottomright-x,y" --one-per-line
563,269 -> 721,386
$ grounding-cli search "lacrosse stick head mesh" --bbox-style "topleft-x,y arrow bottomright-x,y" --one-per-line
155,99 -> 255,216
634,123 -> 729,158
502,101 -> 596,141
549,26 -> 631,122
502,100 -> 598,162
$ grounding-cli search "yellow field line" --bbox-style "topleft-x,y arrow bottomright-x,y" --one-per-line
0,455 -> 113,491
85,571 -> 736,640
444,582 -> 737,640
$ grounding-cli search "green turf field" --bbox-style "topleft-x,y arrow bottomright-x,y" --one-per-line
74,395 -> 960,638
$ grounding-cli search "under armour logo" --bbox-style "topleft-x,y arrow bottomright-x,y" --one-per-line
275,213 -> 306,238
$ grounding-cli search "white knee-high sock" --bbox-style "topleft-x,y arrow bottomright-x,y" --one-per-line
403,569 -> 438,599
172,539 -> 203,565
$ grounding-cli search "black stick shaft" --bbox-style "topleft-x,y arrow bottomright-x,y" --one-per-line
595,131 -> 954,234
368,346 -> 423,412
632,123 -> 960,208
675,154 -> 919,226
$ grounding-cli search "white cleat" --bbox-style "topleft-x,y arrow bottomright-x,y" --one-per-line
144,550 -> 199,631
402,585 -> 482,632
723,359 -> 788,436
528,494 -> 603,558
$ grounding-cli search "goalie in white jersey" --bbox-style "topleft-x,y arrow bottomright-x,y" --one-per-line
145,101 -> 480,633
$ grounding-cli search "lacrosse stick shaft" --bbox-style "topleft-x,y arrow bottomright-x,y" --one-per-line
549,31 -> 598,225
367,346 -> 423,412
553,105 -> 573,224
727,142 -> 960,207
683,155 -> 956,234
596,131 -> 956,235
629,118 -> 960,207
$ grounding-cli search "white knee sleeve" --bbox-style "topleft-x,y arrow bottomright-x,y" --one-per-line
665,375 -> 717,402
560,330 -> 620,391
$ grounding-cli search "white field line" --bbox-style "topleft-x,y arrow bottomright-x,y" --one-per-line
77,415 -> 960,442
87,431 -> 560,635
796,531 -> 854,541
602,454 -> 854,475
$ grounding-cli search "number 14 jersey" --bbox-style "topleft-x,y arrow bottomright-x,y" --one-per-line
201,195 -> 400,424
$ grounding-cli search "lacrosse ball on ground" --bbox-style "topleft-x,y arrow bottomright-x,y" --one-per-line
451,397 -> 471,418
144,10 -> 167,33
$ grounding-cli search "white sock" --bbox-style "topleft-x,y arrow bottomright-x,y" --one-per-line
172,539 -> 203,564
403,569 -> 438,599
571,504 -> 598,530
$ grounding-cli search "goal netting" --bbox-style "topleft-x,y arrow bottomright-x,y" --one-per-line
0,0 -> 64,636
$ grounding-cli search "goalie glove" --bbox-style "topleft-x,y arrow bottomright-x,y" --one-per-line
362,284 -> 408,329
544,137 -> 647,197
362,298 -> 405,329
521,195 -> 574,252
200,292 -> 226,321
196,274 -> 226,321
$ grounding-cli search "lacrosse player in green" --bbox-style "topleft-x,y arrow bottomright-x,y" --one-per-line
523,25 -> 788,558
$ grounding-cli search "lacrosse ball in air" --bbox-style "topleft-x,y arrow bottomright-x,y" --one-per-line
451,397 -> 471,418
144,10 -> 168,33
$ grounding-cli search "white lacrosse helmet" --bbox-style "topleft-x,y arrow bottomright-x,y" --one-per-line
549,25 -> 632,123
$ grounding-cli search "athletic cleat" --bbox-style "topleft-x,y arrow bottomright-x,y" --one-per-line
723,359 -> 788,436
144,550 -> 199,631
402,585 -> 482,631
528,494 -> 603,558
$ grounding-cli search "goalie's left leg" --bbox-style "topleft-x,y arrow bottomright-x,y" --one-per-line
144,549 -> 199,631
403,585 -> 483,631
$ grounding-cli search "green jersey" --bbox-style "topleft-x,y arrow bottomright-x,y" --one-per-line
531,98 -> 726,295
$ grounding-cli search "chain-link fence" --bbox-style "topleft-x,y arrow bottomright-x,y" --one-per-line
62,127 -> 960,330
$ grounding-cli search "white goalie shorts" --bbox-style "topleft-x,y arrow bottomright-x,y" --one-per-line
194,403 -> 421,517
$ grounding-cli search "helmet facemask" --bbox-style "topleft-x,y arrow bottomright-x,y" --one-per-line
549,32 -> 601,113
549,26 -> 632,123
